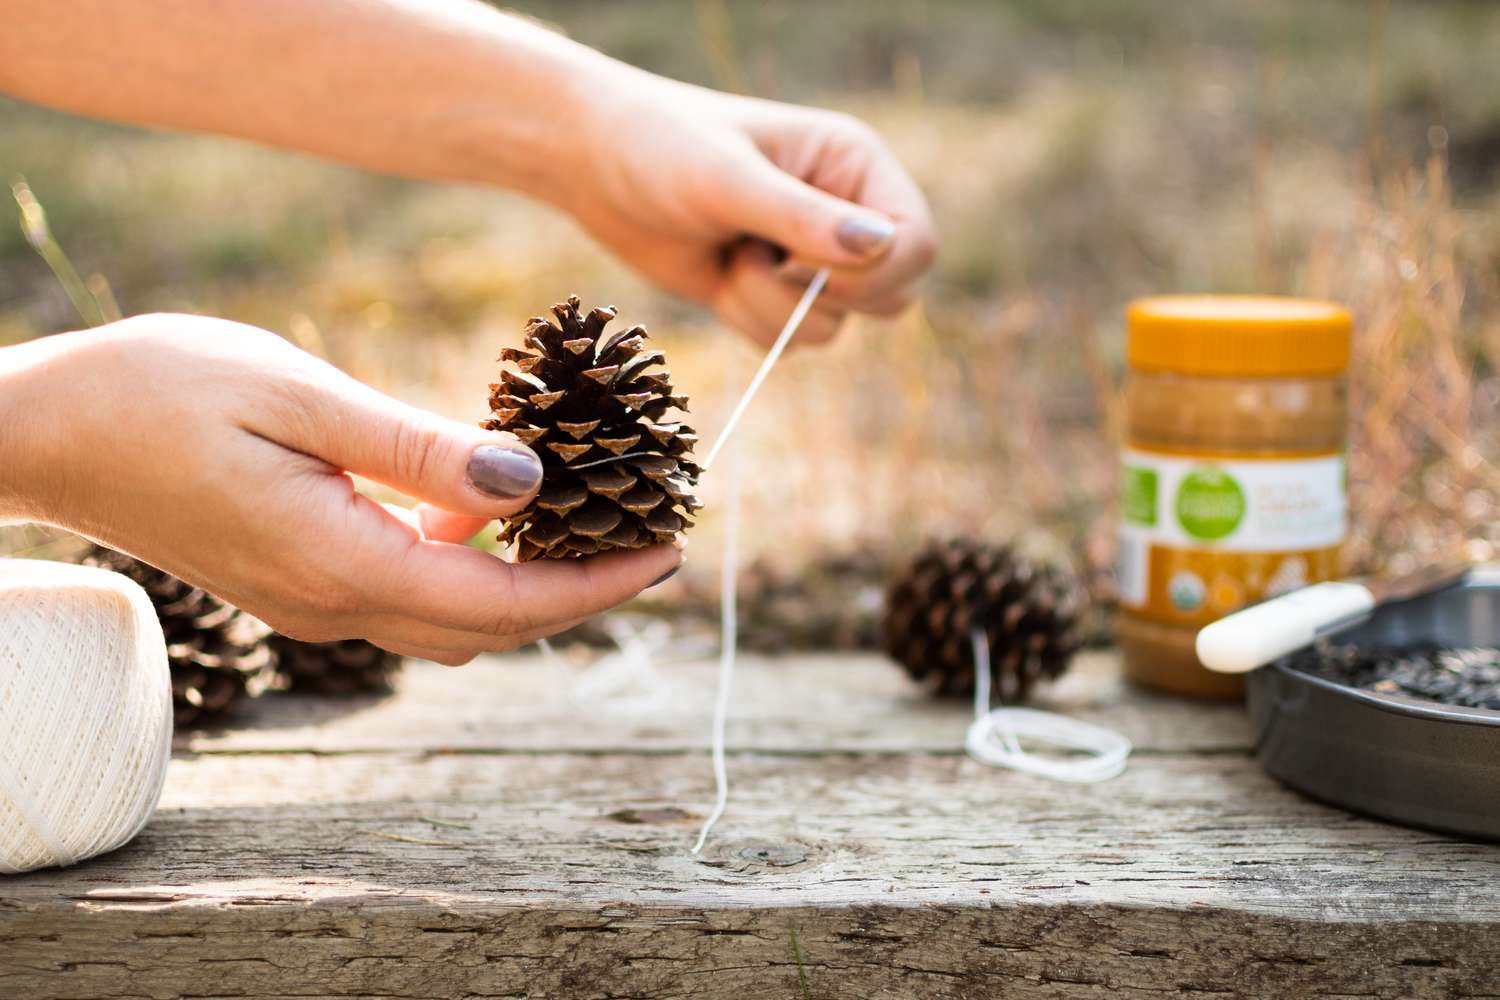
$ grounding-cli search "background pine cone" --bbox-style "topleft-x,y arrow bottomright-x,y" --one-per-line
485,295 -> 700,561
81,546 -> 276,726
270,636 -> 401,696
884,539 -> 1087,703
80,547 -> 404,723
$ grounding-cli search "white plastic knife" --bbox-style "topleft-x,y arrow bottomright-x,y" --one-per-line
1195,564 -> 1470,674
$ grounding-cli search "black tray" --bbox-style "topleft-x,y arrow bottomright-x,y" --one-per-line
1246,566 -> 1500,840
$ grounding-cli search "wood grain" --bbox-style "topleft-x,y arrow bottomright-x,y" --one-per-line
180,651 -> 1253,755
3,653 -> 1498,999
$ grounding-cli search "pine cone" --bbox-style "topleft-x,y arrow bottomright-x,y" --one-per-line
883,539 -> 1086,703
80,546 -> 276,727
270,636 -> 402,696
485,295 -> 701,561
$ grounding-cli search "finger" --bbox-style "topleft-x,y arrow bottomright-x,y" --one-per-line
735,110 -> 937,289
370,609 -> 596,655
381,502 -> 427,535
256,363 -> 544,518
716,243 -> 847,346
416,504 -> 493,545
819,233 -> 932,311
380,642 -> 478,667
777,263 -> 915,318
753,116 -> 937,309
778,218 -> 931,315
509,614 -> 596,650
283,486 -> 645,651
822,288 -> 914,319
718,278 -> 845,347
373,538 -> 684,636
706,145 -> 897,271
832,144 -> 938,303
317,607 -> 595,664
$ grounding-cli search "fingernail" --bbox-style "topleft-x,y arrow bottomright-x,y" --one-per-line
466,444 -> 542,500
649,565 -> 681,589
837,215 -> 895,257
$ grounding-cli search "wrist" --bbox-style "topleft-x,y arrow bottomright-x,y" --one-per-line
0,334 -> 75,525
451,12 -> 646,202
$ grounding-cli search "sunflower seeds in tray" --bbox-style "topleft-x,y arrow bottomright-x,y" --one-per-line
1285,642 -> 1500,710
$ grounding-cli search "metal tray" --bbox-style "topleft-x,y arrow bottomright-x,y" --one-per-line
1246,565 -> 1500,840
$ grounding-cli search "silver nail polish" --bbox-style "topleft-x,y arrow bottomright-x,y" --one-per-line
467,445 -> 542,499
837,216 -> 895,256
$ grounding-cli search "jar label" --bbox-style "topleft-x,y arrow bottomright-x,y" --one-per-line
1117,449 -> 1346,624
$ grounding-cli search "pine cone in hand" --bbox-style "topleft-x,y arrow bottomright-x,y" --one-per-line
884,539 -> 1086,703
485,295 -> 701,561
80,546 -> 276,727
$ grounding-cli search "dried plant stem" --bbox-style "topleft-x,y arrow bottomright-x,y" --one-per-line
2,178 -> 121,560
10,177 -> 107,328
86,273 -> 123,324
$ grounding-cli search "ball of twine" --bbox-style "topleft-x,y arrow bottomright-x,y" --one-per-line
0,558 -> 172,874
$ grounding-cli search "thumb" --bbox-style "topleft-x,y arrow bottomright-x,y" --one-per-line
714,154 -> 896,269
265,375 -> 543,518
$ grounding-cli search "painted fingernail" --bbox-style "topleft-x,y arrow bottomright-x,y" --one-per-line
649,565 -> 681,589
836,215 -> 895,257
466,444 -> 542,500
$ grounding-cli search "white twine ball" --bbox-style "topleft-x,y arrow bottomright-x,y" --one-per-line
0,558 -> 172,874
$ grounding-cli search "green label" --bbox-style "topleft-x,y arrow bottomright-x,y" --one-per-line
1122,465 -> 1158,527
1174,466 -> 1245,541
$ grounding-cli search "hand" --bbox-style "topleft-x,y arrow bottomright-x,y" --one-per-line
553,75 -> 938,346
0,315 -> 683,664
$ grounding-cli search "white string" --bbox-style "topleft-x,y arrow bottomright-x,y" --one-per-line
568,616 -> 673,707
688,268 -> 829,853
537,270 -> 826,849
691,443 -> 740,854
0,559 -> 173,873
563,450 -> 670,471
966,628 -> 1131,783
700,269 -> 829,472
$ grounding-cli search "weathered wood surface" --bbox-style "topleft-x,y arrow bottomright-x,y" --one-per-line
178,651 -> 1253,755
3,652 -> 1500,1000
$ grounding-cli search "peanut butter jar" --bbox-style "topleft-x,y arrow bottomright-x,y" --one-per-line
1117,295 -> 1351,698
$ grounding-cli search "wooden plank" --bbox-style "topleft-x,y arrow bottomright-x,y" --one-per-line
8,653 -> 1491,998
181,651 -> 1252,755
4,751 -> 1500,998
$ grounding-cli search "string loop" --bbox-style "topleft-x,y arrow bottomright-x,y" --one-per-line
967,629 -> 1130,783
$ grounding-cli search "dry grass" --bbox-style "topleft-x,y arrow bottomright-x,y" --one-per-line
3,0 -> 1499,618
1338,155 -> 1500,574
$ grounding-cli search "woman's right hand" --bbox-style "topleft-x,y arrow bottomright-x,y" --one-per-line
0,314 -> 683,664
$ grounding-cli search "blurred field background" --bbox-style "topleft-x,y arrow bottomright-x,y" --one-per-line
4,0 -> 1500,645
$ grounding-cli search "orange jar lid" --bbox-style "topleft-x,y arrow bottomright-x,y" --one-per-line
1127,295 -> 1351,377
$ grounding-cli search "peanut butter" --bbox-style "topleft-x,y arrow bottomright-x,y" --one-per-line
1117,296 -> 1351,698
